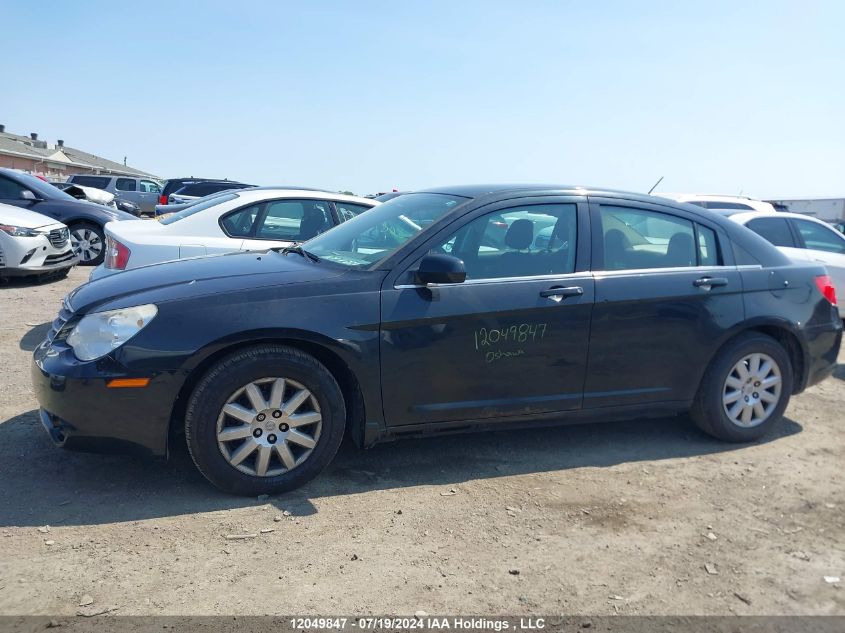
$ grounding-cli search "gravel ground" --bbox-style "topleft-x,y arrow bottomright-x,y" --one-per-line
0,267 -> 843,616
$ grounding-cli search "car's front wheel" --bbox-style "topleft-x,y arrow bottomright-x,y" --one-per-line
185,345 -> 346,495
691,333 -> 793,442
69,222 -> 105,266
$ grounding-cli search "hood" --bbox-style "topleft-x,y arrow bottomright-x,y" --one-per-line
0,203 -> 63,229
67,249 -> 345,314
66,198 -> 136,221
38,198 -> 135,222
67,184 -> 115,205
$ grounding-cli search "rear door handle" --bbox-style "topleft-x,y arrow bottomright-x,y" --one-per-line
540,286 -> 583,302
693,276 -> 728,289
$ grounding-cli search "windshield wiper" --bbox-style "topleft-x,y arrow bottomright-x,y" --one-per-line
276,244 -> 320,263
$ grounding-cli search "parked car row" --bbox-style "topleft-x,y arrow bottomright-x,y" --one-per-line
91,188 -> 377,279
51,181 -> 142,217
0,203 -> 78,279
0,168 -> 137,267
66,174 -> 163,215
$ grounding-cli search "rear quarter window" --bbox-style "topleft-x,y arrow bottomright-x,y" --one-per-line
70,175 -> 111,189
746,217 -> 796,248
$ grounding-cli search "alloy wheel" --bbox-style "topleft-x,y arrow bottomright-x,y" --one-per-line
70,227 -> 103,263
216,377 -> 322,477
722,352 -> 782,428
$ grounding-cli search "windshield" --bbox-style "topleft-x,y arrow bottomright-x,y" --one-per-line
13,171 -> 78,202
159,192 -> 239,224
304,192 -> 468,267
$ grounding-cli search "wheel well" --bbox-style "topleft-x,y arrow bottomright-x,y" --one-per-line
169,338 -> 366,453
719,325 -> 805,394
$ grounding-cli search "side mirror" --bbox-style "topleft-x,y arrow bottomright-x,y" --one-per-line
19,190 -> 39,202
416,253 -> 466,285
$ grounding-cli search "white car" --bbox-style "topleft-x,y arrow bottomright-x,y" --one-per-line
726,210 -> 845,318
91,188 -> 378,279
657,193 -> 779,214
52,181 -> 116,208
0,203 -> 78,278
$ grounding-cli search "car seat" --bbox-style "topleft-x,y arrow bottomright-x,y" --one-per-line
299,204 -> 332,240
496,219 -> 534,275
604,228 -> 634,270
665,232 -> 696,267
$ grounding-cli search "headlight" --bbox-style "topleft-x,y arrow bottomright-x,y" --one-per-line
66,304 -> 158,361
0,224 -> 40,237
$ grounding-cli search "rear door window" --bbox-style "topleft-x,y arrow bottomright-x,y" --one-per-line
115,178 -> 136,191
745,217 -> 797,247
792,219 -> 845,254
599,206 -> 697,270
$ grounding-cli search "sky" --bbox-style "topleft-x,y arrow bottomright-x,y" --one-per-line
2,1 -> 843,198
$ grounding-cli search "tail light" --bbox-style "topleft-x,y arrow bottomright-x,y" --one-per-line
814,274 -> 837,306
158,195 -> 167,205
105,236 -> 131,270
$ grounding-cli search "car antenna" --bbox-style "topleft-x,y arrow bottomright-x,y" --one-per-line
647,176 -> 664,195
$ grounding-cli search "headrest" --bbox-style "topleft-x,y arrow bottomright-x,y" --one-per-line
504,219 -> 533,250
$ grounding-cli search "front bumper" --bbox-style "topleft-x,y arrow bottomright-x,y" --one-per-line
31,341 -> 181,457
2,254 -> 78,276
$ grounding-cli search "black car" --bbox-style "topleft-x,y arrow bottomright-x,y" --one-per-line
0,169 -> 136,265
160,178 -> 252,205
32,185 -> 842,495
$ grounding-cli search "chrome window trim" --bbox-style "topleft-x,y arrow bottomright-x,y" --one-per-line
395,270 -> 591,290
393,265 -> 760,289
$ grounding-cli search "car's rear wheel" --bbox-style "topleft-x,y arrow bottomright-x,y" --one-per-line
691,333 -> 793,442
69,222 -> 105,266
185,345 -> 346,495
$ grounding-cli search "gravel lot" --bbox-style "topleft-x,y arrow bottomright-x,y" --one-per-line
1,267 -> 843,616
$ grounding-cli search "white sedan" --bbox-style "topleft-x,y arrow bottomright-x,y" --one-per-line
727,210 -> 845,318
91,188 -> 378,279
0,203 -> 77,278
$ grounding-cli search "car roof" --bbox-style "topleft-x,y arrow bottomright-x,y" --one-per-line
231,188 -> 378,205
415,183 -> 702,208
727,210 -> 831,224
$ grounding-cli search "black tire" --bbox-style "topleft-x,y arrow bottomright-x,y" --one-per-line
185,344 -> 346,495
691,333 -> 793,442
68,222 -> 106,266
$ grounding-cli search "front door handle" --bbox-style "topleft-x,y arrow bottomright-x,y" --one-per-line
693,276 -> 728,289
540,286 -> 584,302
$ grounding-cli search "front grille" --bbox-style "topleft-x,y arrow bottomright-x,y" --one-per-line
45,250 -> 76,266
0,245 -> 4,267
47,299 -> 75,345
49,227 -> 70,249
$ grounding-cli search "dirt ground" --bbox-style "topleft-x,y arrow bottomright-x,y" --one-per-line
0,266 -> 843,617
